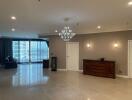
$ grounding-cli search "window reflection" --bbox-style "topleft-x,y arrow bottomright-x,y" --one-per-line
12,64 -> 49,86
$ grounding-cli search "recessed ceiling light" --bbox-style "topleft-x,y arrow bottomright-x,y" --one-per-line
97,26 -> 101,29
128,1 -> 132,6
11,28 -> 15,32
11,16 -> 16,20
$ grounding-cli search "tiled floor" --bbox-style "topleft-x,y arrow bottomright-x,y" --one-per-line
0,64 -> 132,100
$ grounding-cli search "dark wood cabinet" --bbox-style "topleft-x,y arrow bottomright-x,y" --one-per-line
83,59 -> 115,79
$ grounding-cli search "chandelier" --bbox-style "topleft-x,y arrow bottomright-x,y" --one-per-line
58,26 -> 76,41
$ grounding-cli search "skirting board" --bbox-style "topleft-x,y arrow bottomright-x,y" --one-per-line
48,68 -> 67,71
57,69 -> 83,72
116,75 -> 129,78
79,70 -> 83,73
58,69 -> 82,71
57,69 -> 67,71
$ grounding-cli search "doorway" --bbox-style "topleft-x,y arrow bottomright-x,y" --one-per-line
128,40 -> 132,78
66,42 -> 79,71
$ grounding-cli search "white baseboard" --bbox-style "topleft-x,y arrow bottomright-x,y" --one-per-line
79,70 -> 83,73
48,68 -> 67,71
116,75 -> 129,78
57,69 -> 67,71
57,69 -> 83,72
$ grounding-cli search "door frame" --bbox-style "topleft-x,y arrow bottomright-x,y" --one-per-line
128,40 -> 132,78
66,42 -> 79,71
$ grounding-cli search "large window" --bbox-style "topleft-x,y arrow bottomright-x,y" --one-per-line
12,40 -> 49,63
20,41 -> 29,62
13,41 -> 19,62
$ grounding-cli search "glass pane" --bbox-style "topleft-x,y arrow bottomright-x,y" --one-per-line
37,42 -> 41,61
41,41 -> 49,60
20,41 -> 29,62
30,41 -> 38,62
13,41 -> 19,62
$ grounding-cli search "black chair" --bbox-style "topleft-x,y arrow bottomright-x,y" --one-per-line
43,60 -> 49,68
4,56 -> 17,69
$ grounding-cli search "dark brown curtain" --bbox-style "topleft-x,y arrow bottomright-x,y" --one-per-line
46,41 -> 49,47
0,38 -> 12,64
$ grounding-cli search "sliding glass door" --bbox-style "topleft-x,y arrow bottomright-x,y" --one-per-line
12,41 -> 19,62
30,41 -> 41,62
40,41 -> 49,60
12,40 -> 49,63
19,41 -> 29,62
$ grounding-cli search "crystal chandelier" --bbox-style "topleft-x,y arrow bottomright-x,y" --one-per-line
58,26 -> 76,41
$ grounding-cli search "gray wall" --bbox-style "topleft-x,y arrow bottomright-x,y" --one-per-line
48,30 -> 132,75
49,36 -> 66,69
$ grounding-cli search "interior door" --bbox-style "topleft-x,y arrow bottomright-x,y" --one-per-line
128,40 -> 132,78
66,42 -> 79,71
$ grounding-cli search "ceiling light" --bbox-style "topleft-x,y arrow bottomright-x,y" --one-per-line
97,26 -> 101,29
11,16 -> 16,20
57,18 -> 76,42
59,26 -> 76,41
11,28 -> 15,32
128,1 -> 132,6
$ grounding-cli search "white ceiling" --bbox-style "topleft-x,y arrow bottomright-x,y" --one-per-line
0,0 -> 132,37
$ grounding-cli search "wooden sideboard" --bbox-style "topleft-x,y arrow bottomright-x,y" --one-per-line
83,59 -> 115,79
